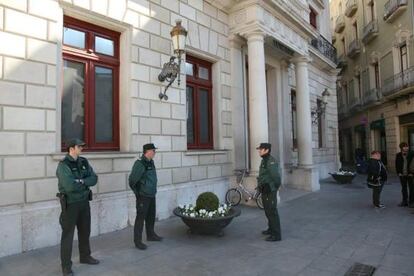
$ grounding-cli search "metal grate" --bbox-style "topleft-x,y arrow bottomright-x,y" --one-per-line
344,263 -> 376,276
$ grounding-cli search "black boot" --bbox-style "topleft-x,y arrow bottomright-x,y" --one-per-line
265,236 -> 281,242
80,256 -> 100,265
147,233 -> 163,241
62,267 -> 74,276
261,229 -> 271,235
135,241 -> 147,250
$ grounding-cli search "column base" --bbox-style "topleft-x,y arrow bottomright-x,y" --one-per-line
290,167 -> 320,192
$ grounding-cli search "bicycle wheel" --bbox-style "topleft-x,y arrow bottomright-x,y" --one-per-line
256,193 -> 264,209
225,188 -> 242,206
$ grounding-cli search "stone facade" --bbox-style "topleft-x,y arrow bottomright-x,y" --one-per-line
330,0 -> 414,171
0,0 -> 338,257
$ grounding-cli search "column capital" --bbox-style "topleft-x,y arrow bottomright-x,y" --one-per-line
229,34 -> 246,49
245,30 -> 266,43
291,55 -> 312,65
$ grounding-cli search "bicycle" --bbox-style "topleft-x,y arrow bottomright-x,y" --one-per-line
225,169 -> 264,209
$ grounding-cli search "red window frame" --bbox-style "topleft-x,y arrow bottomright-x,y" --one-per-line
185,55 -> 213,149
62,16 -> 120,151
309,7 -> 317,29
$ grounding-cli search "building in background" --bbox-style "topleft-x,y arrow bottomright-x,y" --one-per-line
330,0 -> 414,170
0,0 -> 338,257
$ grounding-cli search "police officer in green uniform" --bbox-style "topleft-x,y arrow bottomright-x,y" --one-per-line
256,143 -> 282,242
56,139 -> 99,276
129,143 -> 163,250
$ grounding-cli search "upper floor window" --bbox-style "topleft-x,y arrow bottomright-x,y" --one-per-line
343,83 -> 349,105
356,74 -> 362,99
62,16 -> 120,151
309,7 -> 318,29
341,37 -> 347,55
185,56 -> 213,149
368,1 -> 376,21
353,21 -> 358,39
373,62 -> 380,89
400,43 -> 408,72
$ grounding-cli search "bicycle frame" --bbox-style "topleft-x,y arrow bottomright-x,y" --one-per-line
234,169 -> 260,201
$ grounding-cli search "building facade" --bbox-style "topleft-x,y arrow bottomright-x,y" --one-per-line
330,0 -> 414,170
0,0 -> 338,257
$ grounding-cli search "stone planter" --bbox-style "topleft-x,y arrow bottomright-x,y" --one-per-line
329,173 -> 356,184
173,207 -> 241,236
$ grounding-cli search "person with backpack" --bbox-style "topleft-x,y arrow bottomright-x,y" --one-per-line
129,143 -> 163,250
395,142 -> 414,207
56,139 -> 99,276
367,150 -> 387,209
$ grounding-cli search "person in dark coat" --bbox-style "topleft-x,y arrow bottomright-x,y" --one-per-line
395,142 -> 414,207
367,150 -> 387,209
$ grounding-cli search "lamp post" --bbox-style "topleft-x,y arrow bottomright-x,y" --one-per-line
311,88 -> 330,124
158,19 -> 188,101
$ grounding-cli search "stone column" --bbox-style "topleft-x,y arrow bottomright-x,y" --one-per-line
247,32 -> 268,174
230,35 -> 248,170
292,56 -> 313,168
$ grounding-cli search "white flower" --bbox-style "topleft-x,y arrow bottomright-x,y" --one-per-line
178,204 -> 184,209
189,213 -> 195,218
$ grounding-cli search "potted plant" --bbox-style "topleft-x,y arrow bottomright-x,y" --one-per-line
329,170 -> 357,184
173,192 -> 241,236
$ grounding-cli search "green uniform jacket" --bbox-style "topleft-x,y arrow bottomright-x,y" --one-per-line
56,154 -> 97,204
257,154 -> 281,192
128,155 -> 158,197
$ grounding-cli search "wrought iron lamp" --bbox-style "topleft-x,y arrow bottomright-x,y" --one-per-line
158,19 -> 188,101
311,88 -> 330,124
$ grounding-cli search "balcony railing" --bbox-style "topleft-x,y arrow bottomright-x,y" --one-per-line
363,88 -> 380,105
348,96 -> 362,110
347,39 -> 361,58
384,0 -> 408,22
345,0 -> 358,17
362,19 -> 379,44
382,66 -> 414,97
335,15 -> 345,33
310,35 -> 338,64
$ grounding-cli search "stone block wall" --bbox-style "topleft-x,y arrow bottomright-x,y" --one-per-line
0,0 -> 233,257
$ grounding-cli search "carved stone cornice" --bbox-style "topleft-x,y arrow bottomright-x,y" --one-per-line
229,4 -> 309,56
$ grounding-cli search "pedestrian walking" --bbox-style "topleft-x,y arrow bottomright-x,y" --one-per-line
367,150 -> 387,209
56,139 -> 99,276
395,142 -> 414,207
129,143 -> 163,250
256,143 -> 282,241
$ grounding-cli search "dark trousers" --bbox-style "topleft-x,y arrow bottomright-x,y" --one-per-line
60,201 -> 91,269
372,184 -> 383,206
399,176 -> 414,204
134,195 -> 156,244
262,191 -> 281,239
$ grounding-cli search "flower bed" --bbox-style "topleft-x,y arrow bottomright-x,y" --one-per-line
329,171 -> 356,184
173,206 -> 241,236
173,192 -> 241,236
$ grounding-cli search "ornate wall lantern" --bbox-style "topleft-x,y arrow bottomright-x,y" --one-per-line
158,19 -> 188,100
311,88 -> 330,124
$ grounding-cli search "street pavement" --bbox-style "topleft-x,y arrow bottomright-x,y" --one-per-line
0,174 -> 413,276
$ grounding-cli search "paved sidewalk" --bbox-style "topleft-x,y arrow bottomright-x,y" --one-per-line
1,175 -> 413,276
